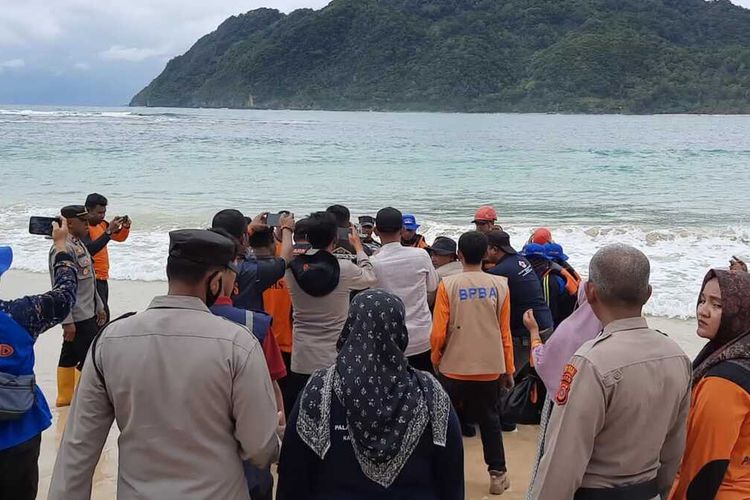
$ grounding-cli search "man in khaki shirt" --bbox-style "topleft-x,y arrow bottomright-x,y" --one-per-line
49,229 -> 280,500
530,244 -> 691,500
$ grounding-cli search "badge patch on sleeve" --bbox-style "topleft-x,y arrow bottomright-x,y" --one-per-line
555,363 -> 578,405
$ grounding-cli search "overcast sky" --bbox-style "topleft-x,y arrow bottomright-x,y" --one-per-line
1,0 -> 748,106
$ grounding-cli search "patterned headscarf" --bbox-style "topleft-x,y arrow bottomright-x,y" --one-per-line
692,269 -> 750,384
296,289 -> 451,488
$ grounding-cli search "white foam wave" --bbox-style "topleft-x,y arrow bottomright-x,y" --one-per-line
1,205 -> 747,319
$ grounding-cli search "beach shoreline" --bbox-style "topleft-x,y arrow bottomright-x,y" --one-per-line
0,270 -> 702,499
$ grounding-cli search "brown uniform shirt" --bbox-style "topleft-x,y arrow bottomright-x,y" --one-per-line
531,317 -> 692,499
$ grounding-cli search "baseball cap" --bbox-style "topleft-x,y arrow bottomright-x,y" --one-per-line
545,242 -> 569,261
531,227 -> 553,245
472,205 -> 498,223
522,243 -> 549,260
486,231 -> 517,255
427,237 -> 457,256
0,246 -> 13,277
60,205 -> 88,219
358,216 -> 375,228
402,214 -> 420,231
375,207 -> 403,233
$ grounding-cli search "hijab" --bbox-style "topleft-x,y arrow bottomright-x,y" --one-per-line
692,269 -> 750,384
534,281 -> 603,395
296,289 -> 451,488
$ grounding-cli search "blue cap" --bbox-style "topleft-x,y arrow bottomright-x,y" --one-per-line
0,246 -> 13,277
402,214 -> 420,231
521,243 -> 549,260
545,242 -> 569,261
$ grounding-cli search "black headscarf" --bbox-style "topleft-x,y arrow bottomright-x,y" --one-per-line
296,289 -> 450,488
692,269 -> 750,384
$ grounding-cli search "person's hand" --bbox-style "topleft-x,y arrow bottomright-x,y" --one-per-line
121,216 -> 132,229
499,373 -> 515,390
248,212 -> 269,236
523,309 -> 539,336
62,323 -> 76,342
97,310 -> 107,326
52,218 -> 69,251
280,212 -> 295,233
348,225 -> 364,252
107,217 -> 124,235
276,411 -> 286,441
730,256 -> 747,272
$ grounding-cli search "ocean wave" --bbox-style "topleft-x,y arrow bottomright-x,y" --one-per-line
2,212 -> 748,320
0,109 -> 179,122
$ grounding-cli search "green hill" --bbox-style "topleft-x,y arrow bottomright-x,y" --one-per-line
130,0 -> 750,113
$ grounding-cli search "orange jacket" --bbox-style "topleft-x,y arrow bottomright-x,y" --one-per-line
431,276 -> 514,381
263,278 -> 293,353
88,221 -> 130,280
669,372 -> 750,499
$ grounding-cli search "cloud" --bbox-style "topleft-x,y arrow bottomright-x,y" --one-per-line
73,61 -> 91,70
0,58 -> 25,71
99,45 -> 169,62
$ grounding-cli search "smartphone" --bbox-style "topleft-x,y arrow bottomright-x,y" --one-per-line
266,213 -> 282,227
338,227 -> 351,240
28,216 -> 60,237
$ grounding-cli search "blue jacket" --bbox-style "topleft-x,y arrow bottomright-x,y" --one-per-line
0,255 -> 77,450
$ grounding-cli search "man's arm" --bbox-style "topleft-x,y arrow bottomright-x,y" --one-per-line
233,339 -> 281,468
530,356 -> 606,500
430,283 -> 450,368
111,224 -> 130,242
82,225 -> 111,256
277,214 -> 295,264
48,343 -> 115,500
424,253 -> 439,294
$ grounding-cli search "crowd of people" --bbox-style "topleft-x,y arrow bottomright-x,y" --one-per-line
0,197 -> 748,500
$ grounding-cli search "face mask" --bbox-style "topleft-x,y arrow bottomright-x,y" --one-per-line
205,272 -> 222,308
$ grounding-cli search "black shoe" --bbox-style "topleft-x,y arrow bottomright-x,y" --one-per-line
501,423 -> 517,433
461,422 -> 477,437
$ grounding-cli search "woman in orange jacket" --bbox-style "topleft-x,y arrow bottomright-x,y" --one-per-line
670,269 -> 750,500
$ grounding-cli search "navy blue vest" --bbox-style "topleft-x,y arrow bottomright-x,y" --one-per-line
210,303 -> 272,344
0,312 -> 52,450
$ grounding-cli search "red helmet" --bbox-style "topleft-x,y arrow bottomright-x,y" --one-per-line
531,227 -> 553,245
472,205 -> 498,223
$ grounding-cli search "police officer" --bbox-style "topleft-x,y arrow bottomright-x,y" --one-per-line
51,205 -> 106,407
49,229 -> 280,500
0,219 -> 77,500
358,215 -> 381,254
530,244 -> 691,500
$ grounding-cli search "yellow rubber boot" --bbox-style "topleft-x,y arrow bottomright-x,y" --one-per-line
74,368 -> 81,388
56,367 -> 75,407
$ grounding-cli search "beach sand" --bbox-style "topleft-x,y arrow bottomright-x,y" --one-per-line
1,270 -> 700,500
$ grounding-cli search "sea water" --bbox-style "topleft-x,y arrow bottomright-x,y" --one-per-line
1,106 -> 749,318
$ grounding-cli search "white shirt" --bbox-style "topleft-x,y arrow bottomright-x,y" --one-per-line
372,242 -> 439,356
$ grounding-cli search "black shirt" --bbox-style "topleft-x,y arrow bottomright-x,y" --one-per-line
487,254 -> 554,336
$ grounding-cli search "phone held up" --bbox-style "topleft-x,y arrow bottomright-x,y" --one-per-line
28,216 -> 61,237
337,227 -> 351,241
266,213 -> 282,227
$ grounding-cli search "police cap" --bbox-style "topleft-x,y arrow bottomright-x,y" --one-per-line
168,229 -> 235,269
61,205 -> 88,219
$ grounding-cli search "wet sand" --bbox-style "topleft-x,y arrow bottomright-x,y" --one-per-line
1,270 -> 699,499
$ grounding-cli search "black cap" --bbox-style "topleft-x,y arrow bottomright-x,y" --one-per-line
211,209 -> 247,240
375,207 -> 403,233
169,229 -> 235,269
358,215 -> 375,228
61,205 -> 88,219
427,236 -> 457,256
486,230 -> 517,255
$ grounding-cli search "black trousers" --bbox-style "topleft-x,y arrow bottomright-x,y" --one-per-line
59,317 -> 99,370
96,279 -> 110,323
0,434 -> 41,500
278,351 -> 297,420
407,350 -> 434,374
284,371 -> 311,420
440,376 -> 506,472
